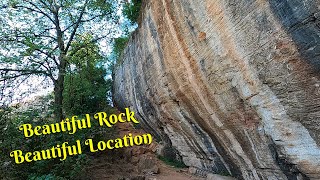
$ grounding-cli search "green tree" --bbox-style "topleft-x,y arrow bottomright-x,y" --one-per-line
108,0 -> 142,70
63,34 -> 111,115
0,0 -> 119,120
112,36 -> 129,64
122,0 -> 142,24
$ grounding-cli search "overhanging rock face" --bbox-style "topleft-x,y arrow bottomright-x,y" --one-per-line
113,0 -> 320,179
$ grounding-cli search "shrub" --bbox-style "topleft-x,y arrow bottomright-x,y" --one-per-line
0,96 -> 116,179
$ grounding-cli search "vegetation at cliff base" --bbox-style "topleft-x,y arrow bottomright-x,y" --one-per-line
0,98 -> 116,179
0,0 -> 120,179
0,0 -> 144,179
63,34 -> 111,115
0,34 -> 116,178
0,0 -> 119,120
157,155 -> 187,168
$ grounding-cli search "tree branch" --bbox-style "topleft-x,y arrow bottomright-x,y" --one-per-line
38,0 -> 52,11
2,37 -> 57,62
0,72 -> 36,82
0,68 -> 48,74
33,33 -> 56,40
27,58 -> 56,82
53,10 -> 65,53
15,3 -> 55,25
0,68 -> 49,82
62,13 -> 106,33
65,0 -> 89,52
69,34 -> 112,57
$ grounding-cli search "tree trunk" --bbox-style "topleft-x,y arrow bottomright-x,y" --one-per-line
54,79 -> 64,121
54,54 -> 67,121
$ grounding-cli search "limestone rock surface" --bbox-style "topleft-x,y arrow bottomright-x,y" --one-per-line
113,0 -> 320,179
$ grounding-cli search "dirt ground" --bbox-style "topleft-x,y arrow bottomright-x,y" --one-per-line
86,153 -> 204,180
85,113 -> 205,180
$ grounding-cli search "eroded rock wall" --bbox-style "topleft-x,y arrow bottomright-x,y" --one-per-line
113,0 -> 320,179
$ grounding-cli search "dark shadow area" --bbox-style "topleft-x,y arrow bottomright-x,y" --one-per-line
269,0 -> 320,72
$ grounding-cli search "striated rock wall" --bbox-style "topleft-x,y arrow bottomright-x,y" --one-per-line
113,0 -> 320,179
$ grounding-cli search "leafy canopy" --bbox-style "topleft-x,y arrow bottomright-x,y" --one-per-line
122,0 -> 142,24
0,0 -> 119,106
63,33 -> 111,115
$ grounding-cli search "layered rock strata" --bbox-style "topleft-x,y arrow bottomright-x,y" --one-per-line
113,0 -> 320,179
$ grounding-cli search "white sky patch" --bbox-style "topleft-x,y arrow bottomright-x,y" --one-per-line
14,77 -> 54,102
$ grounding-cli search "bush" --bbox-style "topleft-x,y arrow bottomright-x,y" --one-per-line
63,67 -> 111,115
0,96 -> 116,179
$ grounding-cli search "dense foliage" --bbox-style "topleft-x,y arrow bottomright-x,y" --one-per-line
63,34 -> 111,115
109,0 -> 142,69
111,36 -> 129,66
0,24 -> 116,180
0,0 -> 144,179
123,0 -> 142,24
0,96 -> 116,179
63,68 -> 111,115
0,0 -> 119,120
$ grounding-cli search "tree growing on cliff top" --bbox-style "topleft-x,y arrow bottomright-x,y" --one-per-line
0,0 -> 119,120
122,0 -> 142,24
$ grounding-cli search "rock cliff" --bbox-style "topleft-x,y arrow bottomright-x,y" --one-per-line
113,0 -> 320,179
